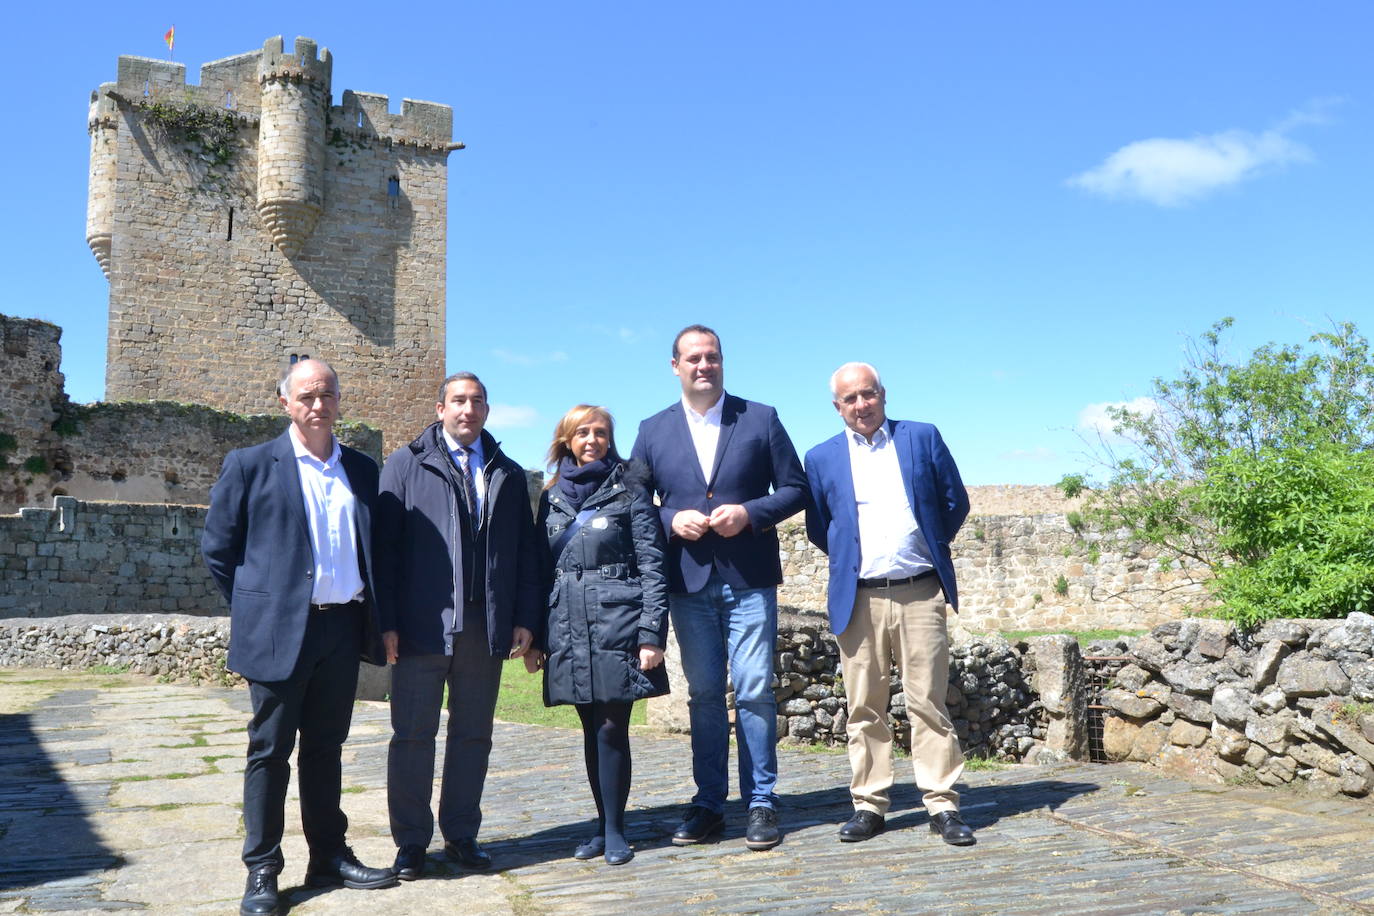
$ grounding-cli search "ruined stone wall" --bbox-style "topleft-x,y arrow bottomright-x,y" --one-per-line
779,514 -> 1209,634
1099,616 -> 1374,799
0,318 -> 66,511
94,37 -> 452,452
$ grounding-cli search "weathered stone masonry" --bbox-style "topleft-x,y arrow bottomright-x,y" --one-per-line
90,36 -> 458,452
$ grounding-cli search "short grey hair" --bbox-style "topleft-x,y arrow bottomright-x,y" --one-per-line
438,371 -> 488,403
829,362 -> 883,398
278,358 -> 339,399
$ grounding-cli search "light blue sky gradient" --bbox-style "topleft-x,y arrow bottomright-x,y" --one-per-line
5,2 -> 1371,482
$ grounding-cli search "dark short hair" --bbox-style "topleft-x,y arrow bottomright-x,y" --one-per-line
672,324 -> 722,360
438,371 -> 487,403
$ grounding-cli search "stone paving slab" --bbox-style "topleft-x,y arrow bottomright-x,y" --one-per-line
2,669 -> 1374,914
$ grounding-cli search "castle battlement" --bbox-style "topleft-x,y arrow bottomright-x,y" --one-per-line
259,36 -> 332,88
336,91 -> 455,149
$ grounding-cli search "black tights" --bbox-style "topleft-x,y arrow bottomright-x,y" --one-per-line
576,700 -> 633,852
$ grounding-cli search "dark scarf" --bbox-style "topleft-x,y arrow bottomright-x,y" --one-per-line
555,456 -> 617,511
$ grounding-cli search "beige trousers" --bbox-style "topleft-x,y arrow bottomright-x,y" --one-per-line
836,575 -> 963,816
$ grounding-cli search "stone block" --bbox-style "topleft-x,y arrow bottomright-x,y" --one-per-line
1346,661 -> 1374,703
1252,640 -> 1290,690
1168,720 -> 1209,747
1211,685 -> 1250,728
1288,741 -> 1344,777
1245,714 -> 1294,754
1339,756 -> 1374,797
1129,721 -> 1169,762
1254,620 -> 1309,646
1210,721 -> 1249,762
1167,692 -> 1214,724
1130,633 -> 1172,672
1102,687 -> 1164,720
1276,654 -> 1351,698
1161,661 -> 1217,695
1113,664 -> 1150,691
1252,685 -> 1288,715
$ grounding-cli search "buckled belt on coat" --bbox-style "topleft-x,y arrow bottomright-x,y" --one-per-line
564,563 -> 629,580
856,569 -> 936,589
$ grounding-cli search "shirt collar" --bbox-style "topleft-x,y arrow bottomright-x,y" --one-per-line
289,428 -> 340,467
682,391 -> 725,424
848,422 -> 890,450
442,428 -> 484,465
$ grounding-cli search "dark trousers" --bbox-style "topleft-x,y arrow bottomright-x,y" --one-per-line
242,604 -> 362,871
388,605 -> 504,846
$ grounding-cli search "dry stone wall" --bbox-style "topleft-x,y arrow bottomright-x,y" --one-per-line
1100,616 -> 1374,798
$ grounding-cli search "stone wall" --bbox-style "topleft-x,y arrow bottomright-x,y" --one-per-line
0,311 -> 383,515
0,498 -> 218,617
1100,616 -> 1374,798
779,514 -> 1209,634
0,615 -> 237,684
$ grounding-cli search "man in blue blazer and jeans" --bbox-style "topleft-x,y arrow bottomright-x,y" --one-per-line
203,359 -> 396,916
631,325 -> 807,850
804,361 -> 975,846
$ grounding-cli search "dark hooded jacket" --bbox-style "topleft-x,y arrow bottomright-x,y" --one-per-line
374,422 -> 542,657
536,461 -> 670,705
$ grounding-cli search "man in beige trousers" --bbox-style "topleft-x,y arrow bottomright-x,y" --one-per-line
803,362 -> 975,846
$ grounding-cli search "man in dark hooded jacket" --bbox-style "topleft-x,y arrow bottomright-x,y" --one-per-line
374,371 -> 542,880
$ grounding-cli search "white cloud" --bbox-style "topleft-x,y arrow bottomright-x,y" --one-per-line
1066,102 -> 1337,206
491,348 -> 568,367
486,404 -> 539,429
1077,397 -> 1158,437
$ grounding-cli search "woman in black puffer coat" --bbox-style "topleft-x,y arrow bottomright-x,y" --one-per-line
526,404 -> 669,866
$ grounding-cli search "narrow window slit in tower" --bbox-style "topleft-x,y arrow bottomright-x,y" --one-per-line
143,80 -> 151,98
388,176 -> 400,209
357,110 -> 364,128
225,90 -> 235,109
226,207 -> 234,241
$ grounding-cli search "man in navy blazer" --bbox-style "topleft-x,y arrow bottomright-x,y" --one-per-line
203,359 -> 395,916
630,325 -> 806,851
804,362 -> 976,847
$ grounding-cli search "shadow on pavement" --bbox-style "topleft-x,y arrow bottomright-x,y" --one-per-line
0,701 -> 123,893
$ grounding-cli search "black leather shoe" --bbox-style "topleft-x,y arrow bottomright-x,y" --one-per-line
393,844 -> 426,881
240,867 -> 280,916
305,845 -> 399,889
838,810 -> 886,843
444,837 -> 492,871
573,836 -> 605,860
929,811 -> 975,846
671,805 -> 725,846
745,806 -> 780,850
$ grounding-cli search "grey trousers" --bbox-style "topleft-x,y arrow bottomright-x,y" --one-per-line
387,622 -> 505,847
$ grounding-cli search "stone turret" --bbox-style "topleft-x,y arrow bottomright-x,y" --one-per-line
255,36 -> 331,258
85,84 -> 119,279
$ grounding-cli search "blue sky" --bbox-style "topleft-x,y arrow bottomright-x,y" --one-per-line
5,3 -> 1371,483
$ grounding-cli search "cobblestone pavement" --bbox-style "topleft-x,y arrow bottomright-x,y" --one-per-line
3,669 -> 1374,915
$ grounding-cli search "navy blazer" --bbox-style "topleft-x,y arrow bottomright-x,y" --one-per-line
804,420 -> 970,635
202,430 -> 385,682
630,394 -> 807,594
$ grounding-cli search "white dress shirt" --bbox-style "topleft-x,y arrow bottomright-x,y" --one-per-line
442,428 -> 486,518
290,432 -> 365,605
847,424 -> 934,579
681,392 -> 725,484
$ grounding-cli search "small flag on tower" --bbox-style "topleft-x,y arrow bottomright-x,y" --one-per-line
163,26 -> 175,55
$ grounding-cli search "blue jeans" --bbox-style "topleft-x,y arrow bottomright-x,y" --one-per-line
670,573 -> 778,811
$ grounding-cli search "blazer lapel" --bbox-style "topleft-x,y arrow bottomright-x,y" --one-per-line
273,432 -> 312,548
830,432 -> 858,531
892,421 -> 921,519
707,395 -> 739,488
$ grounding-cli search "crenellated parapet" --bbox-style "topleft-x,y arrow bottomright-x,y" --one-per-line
335,91 -> 458,152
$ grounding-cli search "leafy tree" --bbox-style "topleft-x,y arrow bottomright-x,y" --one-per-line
1081,318 -> 1374,625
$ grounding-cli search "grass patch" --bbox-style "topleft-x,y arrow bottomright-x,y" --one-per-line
491,660 -> 647,729
160,734 -> 209,749
340,786 -> 366,794
90,664 -> 130,675
1337,701 -> 1374,722
963,755 -> 1007,772
991,628 -> 1146,647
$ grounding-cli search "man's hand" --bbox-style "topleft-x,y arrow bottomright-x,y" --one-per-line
510,626 -> 534,659
639,645 -> 664,670
708,504 -> 750,538
522,649 -> 545,674
671,509 -> 712,541
383,630 -> 399,666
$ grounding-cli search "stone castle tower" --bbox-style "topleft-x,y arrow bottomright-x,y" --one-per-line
87,36 -> 460,448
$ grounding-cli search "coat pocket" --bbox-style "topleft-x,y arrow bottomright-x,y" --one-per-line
626,656 -> 670,699
595,582 -> 643,650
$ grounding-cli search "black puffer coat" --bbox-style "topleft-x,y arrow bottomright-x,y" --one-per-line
536,462 -> 670,705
